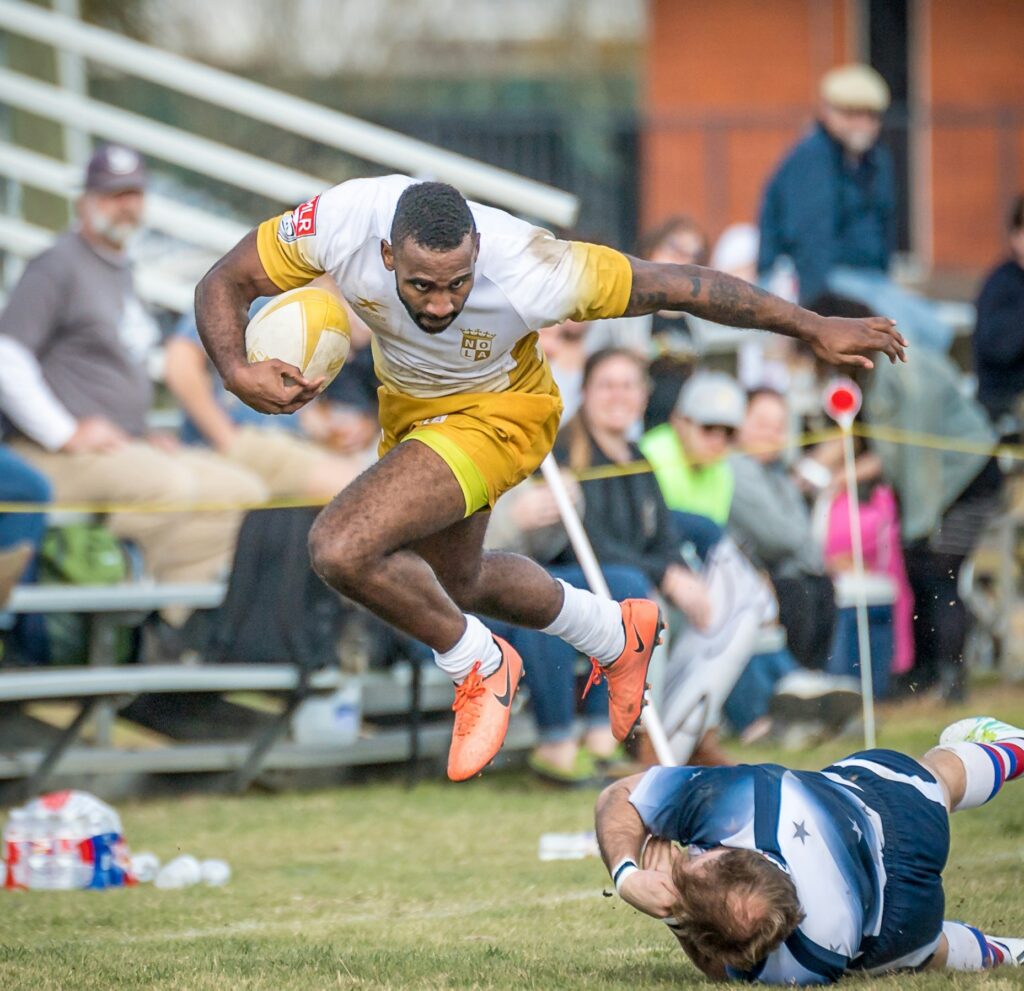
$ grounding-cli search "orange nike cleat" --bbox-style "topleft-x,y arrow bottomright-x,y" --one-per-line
447,636 -> 524,782
582,599 -> 664,741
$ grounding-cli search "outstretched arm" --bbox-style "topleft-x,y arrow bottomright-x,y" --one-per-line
624,257 -> 908,370
195,230 -> 324,414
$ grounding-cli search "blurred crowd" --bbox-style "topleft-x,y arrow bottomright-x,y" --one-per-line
2,63 -> 1023,784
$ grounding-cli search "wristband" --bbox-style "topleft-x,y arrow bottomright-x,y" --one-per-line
612,858 -> 639,895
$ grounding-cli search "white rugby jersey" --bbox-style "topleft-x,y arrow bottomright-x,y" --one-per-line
630,765 -> 888,985
256,175 -> 632,398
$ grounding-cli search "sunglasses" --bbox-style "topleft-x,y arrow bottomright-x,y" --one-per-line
696,423 -> 737,439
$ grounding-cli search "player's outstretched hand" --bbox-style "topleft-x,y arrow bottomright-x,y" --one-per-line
618,868 -> 681,920
807,315 -> 907,370
227,360 -> 326,415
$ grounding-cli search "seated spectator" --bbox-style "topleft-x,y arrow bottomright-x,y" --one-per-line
0,145 -> 266,635
972,194 -> 1024,426
536,318 -> 588,423
0,445 -> 50,665
487,348 -> 714,783
814,294 -> 1002,701
729,387 -> 837,670
585,216 -> 707,363
640,371 -> 742,557
822,477 -> 913,699
758,63 -> 952,351
164,287 -> 379,500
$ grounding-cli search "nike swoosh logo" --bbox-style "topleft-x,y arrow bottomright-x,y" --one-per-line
632,623 -> 646,655
493,659 -> 513,707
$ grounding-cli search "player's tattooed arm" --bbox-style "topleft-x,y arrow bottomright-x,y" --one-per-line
196,229 -> 322,414
623,256 -> 909,370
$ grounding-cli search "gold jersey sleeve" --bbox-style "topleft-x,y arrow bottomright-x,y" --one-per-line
566,242 -> 634,322
256,214 -> 324,291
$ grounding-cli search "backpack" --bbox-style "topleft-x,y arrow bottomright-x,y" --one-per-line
38,524 -> 133,665
204,507 -> 345,670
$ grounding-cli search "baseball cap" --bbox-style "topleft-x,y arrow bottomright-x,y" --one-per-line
676,372 -> 746,428
820,64 -> 890,113
84,144 -> 147,193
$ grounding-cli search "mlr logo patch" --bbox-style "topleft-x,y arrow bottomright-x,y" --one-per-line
292,195 -> 320,238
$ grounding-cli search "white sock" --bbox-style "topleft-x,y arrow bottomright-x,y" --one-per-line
540,579 -> 625,665
434,615 -> 502,683
938,738 -> 1024,810
942,921 -> 1002,970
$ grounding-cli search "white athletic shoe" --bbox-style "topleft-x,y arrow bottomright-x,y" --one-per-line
939,716 -> 1024,746
988,936 -> 1024,967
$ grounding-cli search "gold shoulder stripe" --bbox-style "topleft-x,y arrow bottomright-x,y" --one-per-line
256,215 -> 324,291
569,243 -> 633,321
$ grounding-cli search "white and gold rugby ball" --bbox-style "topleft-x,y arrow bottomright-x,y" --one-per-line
244,286 -> 351,387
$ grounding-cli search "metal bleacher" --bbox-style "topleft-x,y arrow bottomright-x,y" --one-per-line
0,0 -> 573,796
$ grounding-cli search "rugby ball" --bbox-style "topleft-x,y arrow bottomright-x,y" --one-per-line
244,286 -> 351,388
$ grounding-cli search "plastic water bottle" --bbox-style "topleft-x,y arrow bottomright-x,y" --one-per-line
3,808 -> 29,890
26,810 -> 53,889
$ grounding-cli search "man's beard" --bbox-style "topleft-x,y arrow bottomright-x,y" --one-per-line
395,286 -> 460,335
84,203 -> 141,248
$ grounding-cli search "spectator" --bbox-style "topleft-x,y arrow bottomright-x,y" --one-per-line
487,348 -> 714,782
536,318 -> 588,422
758,63 -> 952,351
586,217 -> 707,362
814,295 -> 1002,701
729,388 -> 837,670
0,145 -> 266,634
972,194 -> 1024,425
0,445 -> 50,665
164,290 -> 379,500
633,216 -> 708,427
640,371 -> 742,557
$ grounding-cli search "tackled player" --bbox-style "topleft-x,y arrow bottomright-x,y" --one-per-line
195,176 -> 906,781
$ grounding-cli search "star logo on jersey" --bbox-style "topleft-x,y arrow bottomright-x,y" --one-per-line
354,296 -> 385,316
459,328 -> 496,362
792,820 -> 811,844
849,817 -> 863,842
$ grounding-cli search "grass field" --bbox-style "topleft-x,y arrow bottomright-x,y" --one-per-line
5,684 -> 1024,990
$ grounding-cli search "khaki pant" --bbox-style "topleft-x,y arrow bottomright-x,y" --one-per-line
12,440 -> 268,599
226,426 -> 373,500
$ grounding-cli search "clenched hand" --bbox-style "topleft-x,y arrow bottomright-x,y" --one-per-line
226,360 -> 325,415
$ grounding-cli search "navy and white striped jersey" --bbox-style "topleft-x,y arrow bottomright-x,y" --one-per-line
630,764 -> 888,984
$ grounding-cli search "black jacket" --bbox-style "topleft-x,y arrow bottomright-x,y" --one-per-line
549,429 -> 679,586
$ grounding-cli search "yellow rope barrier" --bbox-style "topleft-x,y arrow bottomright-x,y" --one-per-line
0,420 -> 1014,514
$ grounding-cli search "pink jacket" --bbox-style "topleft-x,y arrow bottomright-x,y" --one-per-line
824,485 -> 915,674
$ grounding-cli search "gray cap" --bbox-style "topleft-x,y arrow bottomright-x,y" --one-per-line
676,371 -> 746,428
84,144 -> 147,193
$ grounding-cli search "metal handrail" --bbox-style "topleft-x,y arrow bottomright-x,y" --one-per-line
0,0 -> 578,226
0,67 -> 326,204
0,143 -> 247,253
0,215 -> 195,312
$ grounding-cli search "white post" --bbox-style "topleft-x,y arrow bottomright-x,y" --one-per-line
539,455 -> 676,766
839,425 -> 877,749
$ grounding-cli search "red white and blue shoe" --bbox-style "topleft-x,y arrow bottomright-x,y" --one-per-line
985,936 -> 1024,967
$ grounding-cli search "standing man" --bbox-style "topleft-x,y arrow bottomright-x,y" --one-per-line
758,64 -> 951,351
0,145 -> 266,635
195,174 -> 905,781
